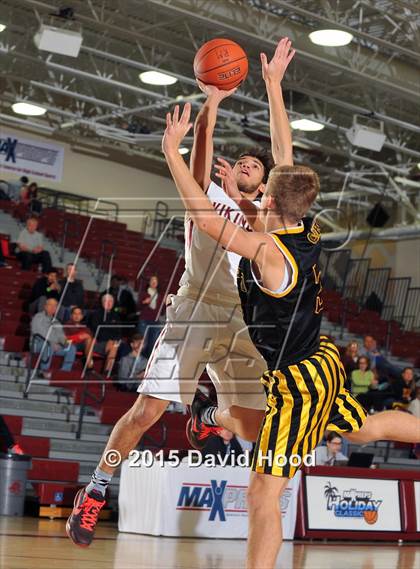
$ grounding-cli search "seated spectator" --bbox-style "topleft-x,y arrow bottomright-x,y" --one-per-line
315,432 -> 348,466
31,298 -> 76,378
59,263 -> 85,321
64,306 -> 94,369
392,367 -> 416,408
201,428 -> 244,465
360,334 -> 400,382
6,176 -> 28,202
17,216 -> 52,273
89,294 -> 122,375
117,333 -> 147,392
29,267 -> 61,315
408,384 -> 420,419
138,274 -> 162,357
351,356 -> 378,408
102,275 -> 136,322
22,182 -> 42,215
342,341 -> 359,377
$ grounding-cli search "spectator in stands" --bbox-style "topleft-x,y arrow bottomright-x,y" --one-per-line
29,267 -> 61,314
102,275 -> 136,322
351,356 -> 378,408
0,416 -> 24,454
31,298 -> 76,378
360,334 -> 400,382
64,306 -> 94,370
315,432 -> 348,466
201,428 -> 244,465
59,263 -> 85,321
138,274 -> 161,357
342,341 -> 359,377
89,294 -> 122,375
117,333 -> 147,392
408,384 -> 420,419
22,182 -> 42,215
17,216 -> 52,273
392,367 -> 416,408
6,176 -> 28,202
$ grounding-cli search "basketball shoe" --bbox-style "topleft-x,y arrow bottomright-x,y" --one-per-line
66,488 -> 105,547
186,390 -> 221,450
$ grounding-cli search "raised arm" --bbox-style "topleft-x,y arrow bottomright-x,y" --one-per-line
164,104 -> 275,266
261,37 -> 295,166
189,82 -> 236,190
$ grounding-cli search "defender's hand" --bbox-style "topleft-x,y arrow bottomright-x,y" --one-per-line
214,157 -> 241,201
162,103 -> 193,155
260,37 -> 295,84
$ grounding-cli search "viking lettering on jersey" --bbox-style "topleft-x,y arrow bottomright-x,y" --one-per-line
212,201 -> 252,231
179,182 -> 260,304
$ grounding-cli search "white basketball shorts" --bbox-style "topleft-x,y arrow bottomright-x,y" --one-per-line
137,294 -> 266,411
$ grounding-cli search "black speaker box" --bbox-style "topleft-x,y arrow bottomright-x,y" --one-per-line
366,203 -> 389,228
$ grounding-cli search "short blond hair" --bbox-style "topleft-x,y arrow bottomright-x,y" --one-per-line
266,165 -> 320,222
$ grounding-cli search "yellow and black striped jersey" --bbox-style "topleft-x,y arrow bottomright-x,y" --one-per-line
237,217 -> 323,370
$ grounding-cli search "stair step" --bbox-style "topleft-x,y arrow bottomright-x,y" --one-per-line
24,416 -> 111,436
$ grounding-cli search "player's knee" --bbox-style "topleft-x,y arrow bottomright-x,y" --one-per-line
126,396 -> 166,431
247,478 -> 274,513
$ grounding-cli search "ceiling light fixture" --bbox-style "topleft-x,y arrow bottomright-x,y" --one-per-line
179,147 -> 189,155
139,71 -> 178,86
290,119 -> 324,132
12,102 -> 47,116
309,29 -> 353,47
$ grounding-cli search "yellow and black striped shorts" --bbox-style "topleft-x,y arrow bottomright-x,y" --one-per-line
252,337 -> 367,478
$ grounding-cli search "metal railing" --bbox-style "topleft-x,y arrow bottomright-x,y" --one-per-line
76,370 -> 106,439
37,186 -> 119,221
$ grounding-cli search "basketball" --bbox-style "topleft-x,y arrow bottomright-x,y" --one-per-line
193,38 -> 248,90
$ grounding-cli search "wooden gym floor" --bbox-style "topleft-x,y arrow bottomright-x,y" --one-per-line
0,517 -> 419,569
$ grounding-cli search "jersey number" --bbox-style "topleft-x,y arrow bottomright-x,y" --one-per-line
312,264 -> 323,314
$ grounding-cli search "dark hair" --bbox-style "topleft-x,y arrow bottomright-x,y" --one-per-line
130,333 -> 144,343
402,366 -> 413,374
238,147 -> 274,184
358,356 -> 370,368
326,432 -> 342,443
48,267 -> 58,274
20,176 -> 29,184
71,306 -> 83,314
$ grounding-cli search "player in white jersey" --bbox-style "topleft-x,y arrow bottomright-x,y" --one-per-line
66,38 -> 295,547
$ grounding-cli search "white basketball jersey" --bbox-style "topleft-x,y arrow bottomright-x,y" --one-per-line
178,181 -> 259,304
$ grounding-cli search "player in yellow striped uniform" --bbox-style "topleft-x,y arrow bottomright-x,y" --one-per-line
162,103 -> 420,569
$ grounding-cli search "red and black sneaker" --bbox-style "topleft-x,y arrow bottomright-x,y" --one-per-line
186,390 -> 221,450
66,488 -> 105,547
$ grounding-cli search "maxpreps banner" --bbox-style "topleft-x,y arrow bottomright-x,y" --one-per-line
0,131 -> 64,182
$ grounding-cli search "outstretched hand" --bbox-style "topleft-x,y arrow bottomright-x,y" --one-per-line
214,157 -> 241,201
260,37 -> 295,84
196,79 -> 237,102
162,103 -> 193,155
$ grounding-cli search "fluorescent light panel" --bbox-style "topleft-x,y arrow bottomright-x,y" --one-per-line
290,119 -> 324,132
309,29 -> 353,47
12,102 -> 47,116
139,71 -> 178,85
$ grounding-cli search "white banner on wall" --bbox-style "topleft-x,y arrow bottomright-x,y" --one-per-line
305,475 -> 401,532
415,481 -> 420,532
119,461 -> 301,539
0,131 -> 64,182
